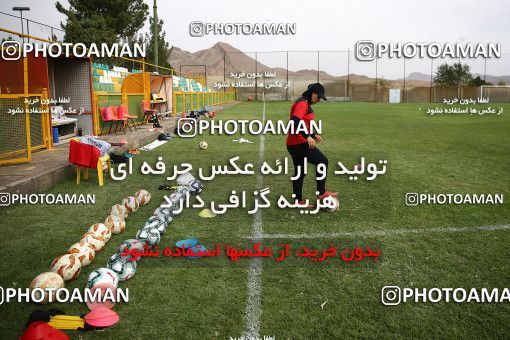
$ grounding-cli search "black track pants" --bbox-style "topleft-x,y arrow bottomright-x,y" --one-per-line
287,142 -> 329,201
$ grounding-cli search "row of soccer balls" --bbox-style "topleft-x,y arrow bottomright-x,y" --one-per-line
48,190 -> 151,281
102,180 -> 204,283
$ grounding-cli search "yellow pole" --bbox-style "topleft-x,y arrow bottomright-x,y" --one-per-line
23,55 -> 32,161
122,88 -> 127,107
142,62 -> 151,102
172,91 -> 176,115
93,91 -> 100,135
142,62 -> 145,98
41,88 -> 52,149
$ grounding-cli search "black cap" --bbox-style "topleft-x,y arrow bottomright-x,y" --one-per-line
302,83 -> 327,101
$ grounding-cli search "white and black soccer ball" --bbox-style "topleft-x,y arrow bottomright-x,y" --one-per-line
175,185 -> 190,196
147,214 -> 172,226
153,207 -> 174,223
107,253 -> 137,281
86,267 -> 119,289
107,253 -> 124,269
136,227 -> 161,248
199,141 -> 208,150
118,239 -> 145,261
163,199 -> 182,216
187,179 -> 203,195
176,172 -> 196,186
144,216 -> 167,235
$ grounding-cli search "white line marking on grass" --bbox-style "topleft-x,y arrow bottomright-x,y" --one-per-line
246,224 -> 510,240
244,257 -> 263,338
243,95 -> 266,338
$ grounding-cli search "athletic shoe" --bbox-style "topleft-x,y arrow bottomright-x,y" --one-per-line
317,191 -> 338,199
297,200 -> 315,209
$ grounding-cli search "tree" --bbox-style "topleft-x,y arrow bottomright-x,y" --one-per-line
136,17 -> 173,74
468,76 -> 492,87
56,0 -> 148,44
376,77 -> 388,87
434,62 -> 472,86
48,33 -> 59,42
497,80 -> 507,86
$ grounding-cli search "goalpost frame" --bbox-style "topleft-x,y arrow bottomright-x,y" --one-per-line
479,85 -> 510,103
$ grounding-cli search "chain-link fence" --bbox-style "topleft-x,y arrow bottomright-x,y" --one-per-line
215,49 -> 510,103
0,44 -> 52,165
0,24 -> 236,164
0,11 -> 65,42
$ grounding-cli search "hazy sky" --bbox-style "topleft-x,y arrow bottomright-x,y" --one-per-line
2,0 -> 509,77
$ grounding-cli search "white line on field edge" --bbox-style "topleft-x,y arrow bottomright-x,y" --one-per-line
244,224 -> 510,239
243,95 -> 266,338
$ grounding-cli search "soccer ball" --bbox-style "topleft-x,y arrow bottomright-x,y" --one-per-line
86,267 -> 119,289
144,216 -> 167,235
81,232 -> 106,252
118,239 -> 145,261
153,207 -> 174,223
160,199 -> 181,215
169,192 -> 183,202
323,196 -> 340,212
104,215 -> 125,234
167,192 -> 184,210
50,254 -> 82,281
199,141 -> 208,149
107,253 -> 137,281
136,227 -> 161,248
187,179 -> 203,194
175,185 -> 190,196
87,223 -> 112,242
176,172 -> 196,186
110,204 -> 128,218
30,272 -> 65,303
122,196 -> 139,213
147,214 -> 172,226
135,189 -> 151,205
68,241 -> 95,267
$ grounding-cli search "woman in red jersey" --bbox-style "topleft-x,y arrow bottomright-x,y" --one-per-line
286,83 -> 337,205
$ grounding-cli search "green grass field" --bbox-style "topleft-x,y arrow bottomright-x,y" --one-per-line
1,101 -> 509,339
